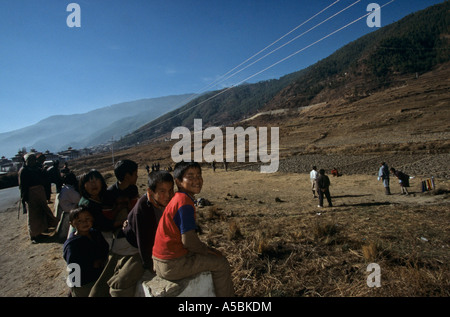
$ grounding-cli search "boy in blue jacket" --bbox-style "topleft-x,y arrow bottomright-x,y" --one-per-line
63,206 -> 109,297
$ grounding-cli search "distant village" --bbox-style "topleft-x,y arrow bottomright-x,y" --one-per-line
0,143 -> 114,175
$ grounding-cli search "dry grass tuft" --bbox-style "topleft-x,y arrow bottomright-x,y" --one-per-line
313,221 -> 338,240
227,220 -> 243,241
362,242 -> 379,262
205,206 -> 222,220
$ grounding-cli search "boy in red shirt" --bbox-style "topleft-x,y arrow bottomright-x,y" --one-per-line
152,161 -> 234,297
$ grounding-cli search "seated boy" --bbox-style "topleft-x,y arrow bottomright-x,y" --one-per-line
63,207 -> 109,297
89,170 -> 175,297
122,170 -> 174,270
152,161 -> 234,297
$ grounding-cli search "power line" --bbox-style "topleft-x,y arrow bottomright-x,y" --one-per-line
233,0 -> 396,87
202,0 -> 343,91
157,1 -> 343,117
135,0 -> 396,136
218,0 -> 361,86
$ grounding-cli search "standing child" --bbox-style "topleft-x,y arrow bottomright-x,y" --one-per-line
63,207 -> 109,297
316,169 -> 333,208
152,161 -> 234,297
104,160 -> 140,225
54,172 -> 81,241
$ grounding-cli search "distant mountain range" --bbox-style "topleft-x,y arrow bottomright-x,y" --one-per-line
0,94 -> 195,158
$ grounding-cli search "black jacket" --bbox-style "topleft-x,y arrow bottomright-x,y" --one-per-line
316,174 -> 330,190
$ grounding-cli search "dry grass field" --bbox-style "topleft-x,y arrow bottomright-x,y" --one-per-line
193,168 -> 449,297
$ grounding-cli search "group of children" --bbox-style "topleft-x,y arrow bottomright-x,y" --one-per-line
63,160 -> 234,297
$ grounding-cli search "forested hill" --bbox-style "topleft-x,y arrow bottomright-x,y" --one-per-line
267,1 -> 450,110
115,1 -> 449,148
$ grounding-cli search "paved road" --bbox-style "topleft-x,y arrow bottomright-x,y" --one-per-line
0,186 -> 20,213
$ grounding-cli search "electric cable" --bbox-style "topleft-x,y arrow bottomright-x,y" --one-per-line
133,0 -> 396,136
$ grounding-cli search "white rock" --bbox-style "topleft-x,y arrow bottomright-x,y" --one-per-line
135,271 -> 216,297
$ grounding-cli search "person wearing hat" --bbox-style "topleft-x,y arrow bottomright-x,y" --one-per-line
18,153 -> 58,243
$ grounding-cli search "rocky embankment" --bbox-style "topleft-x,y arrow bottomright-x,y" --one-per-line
238,153 -> 450,179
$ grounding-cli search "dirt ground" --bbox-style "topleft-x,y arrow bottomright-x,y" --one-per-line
0,164 -> 448,297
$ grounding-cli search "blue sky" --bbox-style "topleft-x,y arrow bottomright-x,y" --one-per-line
0,0 -> 445,133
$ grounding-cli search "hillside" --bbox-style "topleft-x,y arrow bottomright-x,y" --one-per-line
265,1 -> 449,110
115,2 -> 449,149
0,94 -> 194,158
248,61 -> 450,178
113,75 -> 301,148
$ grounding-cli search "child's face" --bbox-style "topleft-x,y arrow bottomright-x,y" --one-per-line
176,167 -> 203,196
149,181 -> 174,207
125,170 -> 138,185
71,211 -> 93,235
84,176 -> 102,198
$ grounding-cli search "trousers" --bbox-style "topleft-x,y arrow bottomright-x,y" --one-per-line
153,252 -> 234,297
318,188 -> 332,207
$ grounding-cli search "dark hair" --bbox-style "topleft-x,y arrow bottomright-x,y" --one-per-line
69,206 -> 91,223
173,161 -> 201,181
62,172 -> 78,188
148,170 -> 174,191
114,159 -> 138,182
78,169 -> 107,199
319,169 -> 325,175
